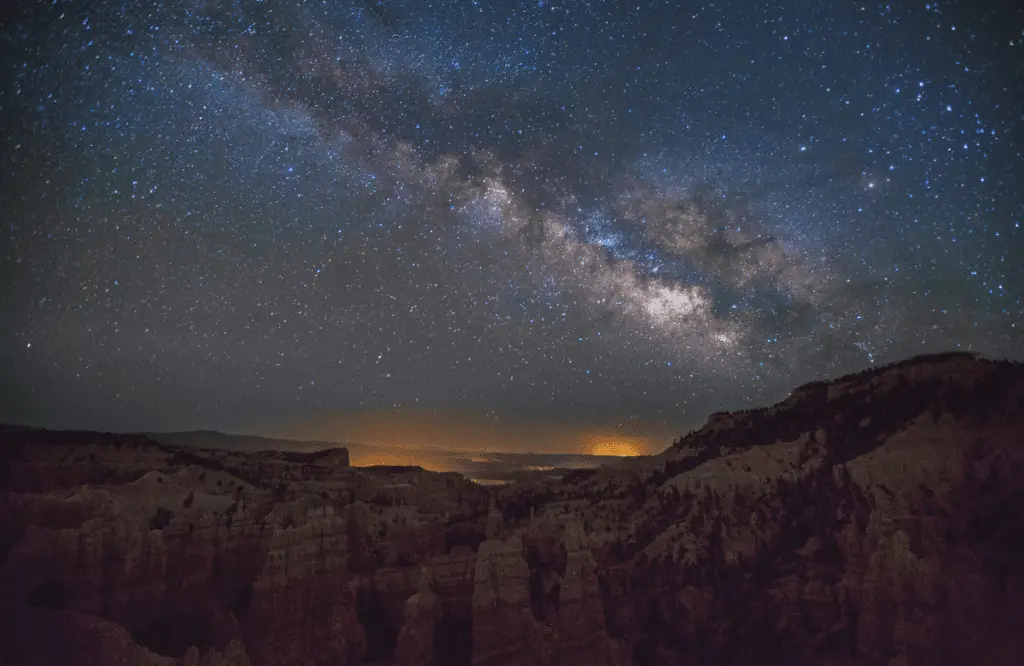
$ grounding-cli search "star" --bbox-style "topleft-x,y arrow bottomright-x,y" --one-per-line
0,0 -> 1019,448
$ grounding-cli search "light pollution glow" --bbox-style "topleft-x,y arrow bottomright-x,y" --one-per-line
244,407 -> 665,466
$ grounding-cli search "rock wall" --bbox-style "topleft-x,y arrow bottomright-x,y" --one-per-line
524,356 -> 1024,666
470,535 -> 537,665
0,488 -> 364,665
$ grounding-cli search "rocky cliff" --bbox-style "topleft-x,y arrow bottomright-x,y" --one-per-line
2,352 -> 1022,666
496,352 -> 1024,665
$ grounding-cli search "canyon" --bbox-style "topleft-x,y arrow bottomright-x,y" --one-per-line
2,352 -> 1023,665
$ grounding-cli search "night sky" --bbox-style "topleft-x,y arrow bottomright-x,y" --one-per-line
2,1 -> 1021,454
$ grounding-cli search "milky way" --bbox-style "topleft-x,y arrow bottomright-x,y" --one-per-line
1,1 -> 1021,442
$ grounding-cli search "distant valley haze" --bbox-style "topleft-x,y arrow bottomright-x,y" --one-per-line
149,425 -> 642,484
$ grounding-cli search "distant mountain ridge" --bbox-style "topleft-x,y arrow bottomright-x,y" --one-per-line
147,430 -> 353,454
149,431 -> 632,482
0,425 -> 630,482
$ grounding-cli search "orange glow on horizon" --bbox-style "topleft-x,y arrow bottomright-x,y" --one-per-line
348,450 -> 457,471
586,434 -> 649,457
247,407 -> 664,458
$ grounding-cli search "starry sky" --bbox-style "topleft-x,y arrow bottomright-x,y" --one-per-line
1,1 -> 1021,454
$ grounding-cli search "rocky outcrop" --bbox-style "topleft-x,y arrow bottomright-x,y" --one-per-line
471,535 -> 537,665
392,568 -> 440,666
2,607 -> 178,666
467,519 -> 629,666
551,522 -> 612,666
2,353 -> 1022,666
240,506 -> 364,666
0,431 -> 486,665
0,489 -> 364,665
504,353 -> 1024,666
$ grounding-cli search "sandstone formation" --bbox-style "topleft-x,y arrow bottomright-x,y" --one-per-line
1,352 -> 1022,666
0,436 -> 491,665
392,568 -> 439,666
497,352 -> 1024,665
